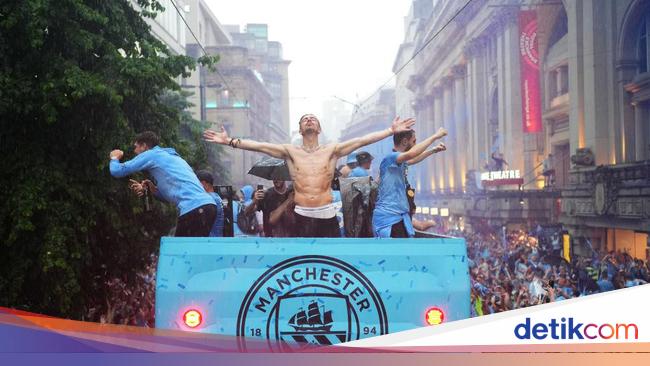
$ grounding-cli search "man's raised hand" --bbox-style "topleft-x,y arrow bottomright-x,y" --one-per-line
203,126 -> 230,145
110,149 -> 124,160
390,116 -> 416,134
433,142 -> 447,153
436,127 -> 448,138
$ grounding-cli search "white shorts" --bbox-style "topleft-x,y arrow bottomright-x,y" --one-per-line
294,202 -> 342,219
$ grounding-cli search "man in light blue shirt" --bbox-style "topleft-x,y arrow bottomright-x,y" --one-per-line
348,151 -> 373,177
109,131 -> 216,237
196,170 -> 224,237
373,127 -> 447,238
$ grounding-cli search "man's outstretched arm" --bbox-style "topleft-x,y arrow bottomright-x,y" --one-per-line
396,127 -> 448,164
204,127 -> 288,159
334,117 -> 415,158
407,142 -> 447,165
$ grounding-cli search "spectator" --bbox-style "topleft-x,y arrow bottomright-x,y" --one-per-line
339,152 -> 358,178
542,153 -> 555,188
232,185 -> 260,237
348,151 -> 373,177
196,170 -> 225,237
247,180 -> 294,237
491,152 -> 509,171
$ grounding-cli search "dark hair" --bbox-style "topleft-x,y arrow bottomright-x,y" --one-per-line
393,130 -> 415,145
195,170 -> 214,185
356,151 -> 373,165
134,131 -> 159,148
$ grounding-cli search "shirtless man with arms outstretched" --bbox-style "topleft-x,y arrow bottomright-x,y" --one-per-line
203,114 -> 415,237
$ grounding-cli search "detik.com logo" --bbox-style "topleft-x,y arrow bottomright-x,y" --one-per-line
514,317 -> 638,340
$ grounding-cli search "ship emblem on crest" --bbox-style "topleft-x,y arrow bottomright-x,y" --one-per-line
278,294 -> 348,345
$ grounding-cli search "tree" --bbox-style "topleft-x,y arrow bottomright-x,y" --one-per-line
0,0 -> 218,318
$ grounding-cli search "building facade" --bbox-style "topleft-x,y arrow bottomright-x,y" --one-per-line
131,0 -> 188,56
396,0 -> 649,259
202,45 -> 272,188
229,24 -> 291,144
182,0 -> 233,121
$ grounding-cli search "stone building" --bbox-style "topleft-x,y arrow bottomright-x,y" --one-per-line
395,0 -> 650,259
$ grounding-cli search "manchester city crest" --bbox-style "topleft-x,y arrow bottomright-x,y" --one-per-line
236,255 -> 388,351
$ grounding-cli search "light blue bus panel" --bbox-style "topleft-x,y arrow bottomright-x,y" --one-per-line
155,237 -> 469,350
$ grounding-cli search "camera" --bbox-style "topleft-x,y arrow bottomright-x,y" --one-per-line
257,184 -> 264,191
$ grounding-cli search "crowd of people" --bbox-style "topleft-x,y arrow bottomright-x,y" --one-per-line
455,228 -> 649,317
87,254 -> 158,327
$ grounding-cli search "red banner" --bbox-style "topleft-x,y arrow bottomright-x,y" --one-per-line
518,10 -> 542,133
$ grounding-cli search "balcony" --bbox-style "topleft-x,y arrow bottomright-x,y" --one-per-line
561,161 -> 650,228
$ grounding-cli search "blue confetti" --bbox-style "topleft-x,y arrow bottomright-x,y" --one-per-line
409,280 -> 414,288
231,258 -> 235,265
216,256 -> 223,262
160,277 -> 168,282
208,299 -> 214,305
258,255 -> 264,262
421,266 -> 428,273
222,272 -> 226,280
358,260 -> 372,267
177,283 -> 185,289
233,266 -> 239,274
266,265 -> 272,268
187,267 -> 192,274
381,267 -> 385,273
182,251 -> 187,258
387,295 -> 392,300
377,260 -> 386,265
243,256 -> 248,264
452,269 -> 456,276
406,256 -> 410,260
170,258 -> 175,266
391,273 -> 399,277
461,256 -> 466,262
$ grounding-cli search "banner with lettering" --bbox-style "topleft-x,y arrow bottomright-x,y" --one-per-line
519,10 -> 542,133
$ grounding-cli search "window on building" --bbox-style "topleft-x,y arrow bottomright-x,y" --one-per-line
219,90 -> 230,107
639,16 -> 649,74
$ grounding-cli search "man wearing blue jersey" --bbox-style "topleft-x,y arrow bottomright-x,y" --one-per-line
196,170 -> 225,237
109,131 -> 217,237
373,127 -> 447,238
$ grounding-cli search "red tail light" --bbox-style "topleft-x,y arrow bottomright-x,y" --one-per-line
183,309 -> 203,328
425,307 -> 445,326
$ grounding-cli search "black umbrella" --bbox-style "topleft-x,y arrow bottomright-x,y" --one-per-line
248,157 -> 292,181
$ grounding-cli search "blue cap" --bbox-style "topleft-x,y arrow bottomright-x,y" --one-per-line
346,152 -> 358,164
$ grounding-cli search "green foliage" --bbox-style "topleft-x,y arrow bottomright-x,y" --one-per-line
0,0 -> 220,318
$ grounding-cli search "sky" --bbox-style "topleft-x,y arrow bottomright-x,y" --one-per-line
205,0 -> 412,138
